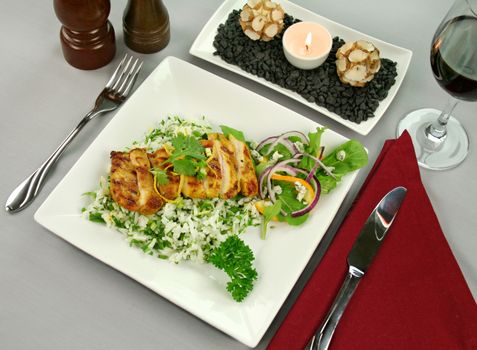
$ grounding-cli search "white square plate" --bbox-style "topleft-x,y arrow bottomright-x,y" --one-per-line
34,56 -> 359,347
190,0 -> 413,135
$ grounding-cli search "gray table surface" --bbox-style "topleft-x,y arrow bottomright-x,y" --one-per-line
1,0 -> 476,349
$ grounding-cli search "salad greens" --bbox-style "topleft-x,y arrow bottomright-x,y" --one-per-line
260,200 -> 282,239
83,116 -> 260,302
300,127 -> 326,171
274,181 -> 310,226
316,139 -> 368,194
83,115 -> 367,303
253,126 -> 368,235
220,125 -> 246,142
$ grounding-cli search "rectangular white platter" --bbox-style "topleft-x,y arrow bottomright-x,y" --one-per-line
190,0 -> 413,135
34,56 -> 359,347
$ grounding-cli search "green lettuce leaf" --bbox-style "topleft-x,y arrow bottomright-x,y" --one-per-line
317,140 -> 368,194
220,125 -> 245,142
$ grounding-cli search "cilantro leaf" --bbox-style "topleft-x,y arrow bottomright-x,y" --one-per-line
165,134 -> 207,177
150,167 -> 169,185
207,235 -> 258,302
169,134 -> 205,161
172,158 -> 197,176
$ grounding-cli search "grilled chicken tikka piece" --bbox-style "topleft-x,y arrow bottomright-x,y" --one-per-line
208,133 -> 240,199
148,148 -> 181,201
201,139 -> 222,198
110,149 -> 164,215
229,134 -> 258,197
109,133 -> 258,213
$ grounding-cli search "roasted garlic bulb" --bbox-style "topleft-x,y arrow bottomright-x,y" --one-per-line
239,0 -> 285,41
336,40 -> 381,87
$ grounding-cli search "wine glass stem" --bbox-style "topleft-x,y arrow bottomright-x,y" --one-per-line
426,98 -> 458,139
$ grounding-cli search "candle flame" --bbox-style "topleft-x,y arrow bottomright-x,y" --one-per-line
305,32 -> 312,53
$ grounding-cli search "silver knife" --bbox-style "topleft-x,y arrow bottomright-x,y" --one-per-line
307,186 -> 407,350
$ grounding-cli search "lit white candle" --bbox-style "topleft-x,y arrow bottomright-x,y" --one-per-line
282,22 -> 332,70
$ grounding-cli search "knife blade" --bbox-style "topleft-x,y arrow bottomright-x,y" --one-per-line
307,186 -> 407,350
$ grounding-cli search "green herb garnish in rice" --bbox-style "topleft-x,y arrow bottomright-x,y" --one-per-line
82,116 -> 261,302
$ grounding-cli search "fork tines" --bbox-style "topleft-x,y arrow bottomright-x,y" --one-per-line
106,54 -> 143,98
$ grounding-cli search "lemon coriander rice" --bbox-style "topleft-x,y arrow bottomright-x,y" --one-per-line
82,116 -> 261,265
82,114 -> 367,302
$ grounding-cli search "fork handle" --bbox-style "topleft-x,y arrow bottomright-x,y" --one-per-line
5,110 -> 100,213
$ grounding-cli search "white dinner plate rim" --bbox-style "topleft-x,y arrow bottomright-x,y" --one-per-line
34,56 -> 360,347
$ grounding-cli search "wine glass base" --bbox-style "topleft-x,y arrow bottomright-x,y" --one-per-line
397,108 -> 469,170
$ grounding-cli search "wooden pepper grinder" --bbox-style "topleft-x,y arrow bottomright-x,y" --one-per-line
123,0 -> 170,54
54,0 -> 116,70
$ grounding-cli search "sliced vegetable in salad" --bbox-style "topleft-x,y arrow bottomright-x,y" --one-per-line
83,116 -> 260,302
83,116 -> 367,303
251,127 -> 368,235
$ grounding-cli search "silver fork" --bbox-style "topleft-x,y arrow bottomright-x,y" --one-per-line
5,54 -> 143,213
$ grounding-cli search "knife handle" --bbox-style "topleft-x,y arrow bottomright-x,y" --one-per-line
307,266 -> 363,350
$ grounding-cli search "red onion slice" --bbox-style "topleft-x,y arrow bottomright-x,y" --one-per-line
265,137 -> 298,156
258,166 -> 272,199
257,132 -> 307,156
266,164 -> 300,204
256,136 -> 278,152
282,138 -> 299,155
303,153 -> 336,180
255,144 -> 325,218
278,131 -> 309,144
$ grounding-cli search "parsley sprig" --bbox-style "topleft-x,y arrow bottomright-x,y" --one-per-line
207,235 -> 258,302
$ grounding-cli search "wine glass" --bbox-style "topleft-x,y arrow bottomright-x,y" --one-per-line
397,0 -> 477,170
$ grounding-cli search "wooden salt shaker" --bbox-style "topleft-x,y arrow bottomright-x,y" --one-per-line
54,0 -> 116,70
123,0 -> 170,54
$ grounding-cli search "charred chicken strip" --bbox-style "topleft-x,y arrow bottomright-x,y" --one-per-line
175,139 -> 224,199
201,139 -> 222,198
110,149 -> 164,215
229,134 -> 258,197
209,133 -> 240,199
181,175 -> 207,199
148,148 -> 181,201
109,133 -> 259,213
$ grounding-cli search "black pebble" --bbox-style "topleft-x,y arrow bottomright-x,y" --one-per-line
213,10 -> 399,124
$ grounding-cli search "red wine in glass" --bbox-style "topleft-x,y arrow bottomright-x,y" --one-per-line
431,15 -> 477,101
398,0 -> 477,170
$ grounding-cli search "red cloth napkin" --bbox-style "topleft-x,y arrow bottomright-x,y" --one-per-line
267,131 -> 477,350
